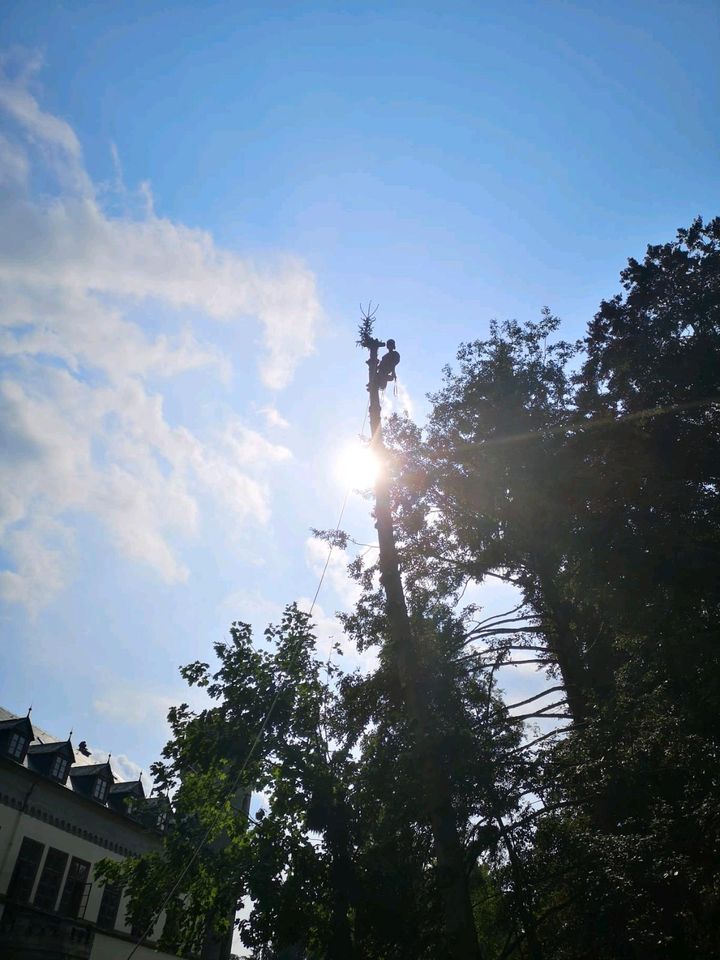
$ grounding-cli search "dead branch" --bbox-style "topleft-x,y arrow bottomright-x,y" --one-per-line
502,685 -> 566,711
460,646 -> 551,662
467,603 -> 527,629
509,699 -> 569,721
508,726 -> 575,755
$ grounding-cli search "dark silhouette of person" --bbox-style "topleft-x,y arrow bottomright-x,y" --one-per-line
377,339 -> 400,391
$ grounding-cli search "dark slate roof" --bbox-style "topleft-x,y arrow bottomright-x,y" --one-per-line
0,715 -> 33,735
69,762 -> 114,779
28,740 -> 75,759
109,780 -> 145,797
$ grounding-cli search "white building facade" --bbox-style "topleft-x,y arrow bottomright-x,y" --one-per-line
0,707 -> 190,960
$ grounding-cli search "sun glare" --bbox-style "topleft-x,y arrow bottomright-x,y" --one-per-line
335,441 -> 381,489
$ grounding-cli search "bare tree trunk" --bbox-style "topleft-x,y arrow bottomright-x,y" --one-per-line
365,338 -> 482,960
531,563 -> 590,725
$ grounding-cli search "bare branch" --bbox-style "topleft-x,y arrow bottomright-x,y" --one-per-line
497,657 -> 556,668
463,626 -> 542,646
431,552 -> 522,586
511,711 -> 571,721
464,615 -> 536,638
509,698 -> 568,721
502,685 -> 566,711
508,726 -> 575,755
468,603 -> 527,629
460,645 -> 551,662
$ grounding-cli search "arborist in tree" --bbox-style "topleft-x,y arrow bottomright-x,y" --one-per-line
376,338 -> 400,391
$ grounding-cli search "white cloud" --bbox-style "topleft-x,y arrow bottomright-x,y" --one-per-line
0,193 -> 320,386
110,754 -> 149,790
0,54 -> 321,611
220,589 -> 281,627
0,518 -> 72,614
0,132 -> 28,186
93,686 -> 177,729
0,52 -> 81,156
258,405 -> 290,429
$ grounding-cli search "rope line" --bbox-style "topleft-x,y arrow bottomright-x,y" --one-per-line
125,402 -> 369,958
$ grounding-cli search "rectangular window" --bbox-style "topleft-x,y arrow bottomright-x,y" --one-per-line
7,837 -> 44,903
33,847 -> 69,912
8,732 -> 26,760
78,880 -> 92,918
96,883 -> 122,930
58,856 -> 91,918
50,755 -> 68,780
92,777 -> 108,802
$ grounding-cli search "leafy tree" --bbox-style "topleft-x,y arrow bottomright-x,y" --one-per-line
98,606 -> 359,958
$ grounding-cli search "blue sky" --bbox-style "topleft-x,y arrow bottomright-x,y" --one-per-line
1,0 -> 718,792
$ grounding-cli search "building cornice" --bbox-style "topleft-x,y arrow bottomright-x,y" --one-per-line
0,758 -> 160,859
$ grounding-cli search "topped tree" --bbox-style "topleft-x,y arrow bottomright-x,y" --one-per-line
357,301 -> 381,349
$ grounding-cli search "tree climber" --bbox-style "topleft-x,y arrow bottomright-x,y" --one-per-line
377,339 -> 400,391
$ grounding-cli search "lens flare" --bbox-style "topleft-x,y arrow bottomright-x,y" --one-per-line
335,441 -> 381,489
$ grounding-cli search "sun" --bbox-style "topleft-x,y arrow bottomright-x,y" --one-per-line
335,440 -> 382,489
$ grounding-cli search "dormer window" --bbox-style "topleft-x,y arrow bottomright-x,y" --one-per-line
0,715 -> 34,762
50,755 -> 69,781
108,778 -> 145,817
27,739 -> 75,784
8,732 -> 27,761
92,777 -> 109,802
68,760 -> 114,800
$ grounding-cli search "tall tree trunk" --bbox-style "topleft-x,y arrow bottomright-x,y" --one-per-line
531,562 -> 590,724
366,339 -> 483,960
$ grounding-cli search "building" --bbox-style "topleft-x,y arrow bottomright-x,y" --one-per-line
0,706 -> 190,960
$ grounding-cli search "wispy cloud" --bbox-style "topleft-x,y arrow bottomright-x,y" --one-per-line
93,681 -> 209,732
258,405 -> 290,429
0,53 -> 321,611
